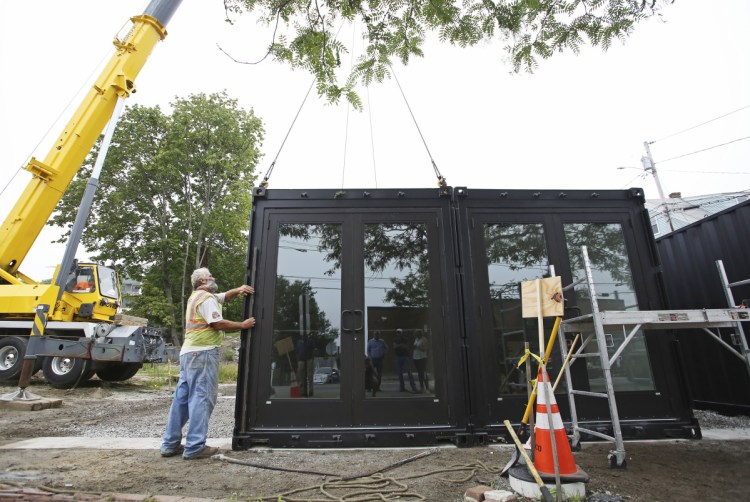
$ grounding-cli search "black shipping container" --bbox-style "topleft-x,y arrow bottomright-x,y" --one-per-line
233,187 -> 699,449
657,199 -> 750,414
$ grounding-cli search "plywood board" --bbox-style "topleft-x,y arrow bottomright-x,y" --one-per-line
274,336 -> 295,356
521,277 -> 564,318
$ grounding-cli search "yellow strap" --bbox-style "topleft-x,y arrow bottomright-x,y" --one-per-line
517,348 -> 543,368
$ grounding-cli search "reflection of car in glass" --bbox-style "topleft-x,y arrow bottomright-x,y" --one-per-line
313,367 -> 339,384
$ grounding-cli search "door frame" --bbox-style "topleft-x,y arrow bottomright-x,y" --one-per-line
234,186 -> 699,448
235,187 -> 470,448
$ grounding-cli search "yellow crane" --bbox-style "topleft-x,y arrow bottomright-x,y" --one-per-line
0,0 -> 183,390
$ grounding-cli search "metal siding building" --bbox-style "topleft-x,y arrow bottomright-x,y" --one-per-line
656,199 -> 750,413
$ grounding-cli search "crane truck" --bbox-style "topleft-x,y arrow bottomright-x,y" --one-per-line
0,0 -> 183,390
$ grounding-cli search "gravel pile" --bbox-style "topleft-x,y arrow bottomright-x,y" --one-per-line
693,408 -> 750,429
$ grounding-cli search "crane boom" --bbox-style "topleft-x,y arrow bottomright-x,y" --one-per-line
0,0 -> 182,284
0,0 -> 182,390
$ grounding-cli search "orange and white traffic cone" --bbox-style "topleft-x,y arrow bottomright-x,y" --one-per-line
532,366 -> 587,480
509,366 -> 588,500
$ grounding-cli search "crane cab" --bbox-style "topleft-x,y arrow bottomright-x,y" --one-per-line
0,262 -> 121,323
57,263 -> 121,322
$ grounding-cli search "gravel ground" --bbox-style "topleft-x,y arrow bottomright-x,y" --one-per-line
691,408 -> 750,429
1,377 -> 750,501
5,380 -> 747,440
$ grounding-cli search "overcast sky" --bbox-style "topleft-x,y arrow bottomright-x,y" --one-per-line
1,0 -> 748,280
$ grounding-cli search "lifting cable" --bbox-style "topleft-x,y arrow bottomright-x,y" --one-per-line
365,83 -> 379,189
259,78 -> 316,188
363,33 -> 379,189
341,22 -> 381,190
339,23 -> 358,190
390,66 -> 448,188
261,22 -> 446,190
260,21 -> 347,189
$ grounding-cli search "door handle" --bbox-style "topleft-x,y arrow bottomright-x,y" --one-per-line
341,310 -> 352,333
353,310 -> 364,332
341,310 -> 363,333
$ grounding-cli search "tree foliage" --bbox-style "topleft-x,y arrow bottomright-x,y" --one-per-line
271,276 -> 338,365
223,0 -> 674,107
51,91 -> 264,339
279,221 -> 430,307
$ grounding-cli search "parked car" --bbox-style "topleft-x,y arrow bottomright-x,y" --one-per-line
313,367 -> 339,384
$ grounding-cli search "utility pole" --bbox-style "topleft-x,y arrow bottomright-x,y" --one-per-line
641,141 -> 675,232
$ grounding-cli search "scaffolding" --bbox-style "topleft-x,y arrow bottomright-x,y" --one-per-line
557,246 -> 750,467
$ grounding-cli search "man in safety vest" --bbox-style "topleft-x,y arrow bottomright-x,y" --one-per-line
160,267 -> 255,460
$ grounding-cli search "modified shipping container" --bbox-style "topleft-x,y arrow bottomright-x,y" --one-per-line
657,199 -> 750,414
233,186 -> 699,448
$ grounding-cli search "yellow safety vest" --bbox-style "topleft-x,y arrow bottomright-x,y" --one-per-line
184,290 -> 224,347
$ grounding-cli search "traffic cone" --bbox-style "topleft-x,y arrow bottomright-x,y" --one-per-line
289,370 -> 302,398
533,366 -> 587,480
508,366 -> 588,500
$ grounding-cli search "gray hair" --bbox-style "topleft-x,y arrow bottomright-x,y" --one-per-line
191,268 -> 211,289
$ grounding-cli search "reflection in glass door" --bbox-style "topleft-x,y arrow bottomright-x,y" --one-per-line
483,223 -> 560,395
269,223 -> 342,400
363,223 -> 435,398
564,223 -> 655,391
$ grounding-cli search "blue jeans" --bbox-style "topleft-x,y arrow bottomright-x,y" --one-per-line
396,355 -> 417,391
161,348 -> 219,458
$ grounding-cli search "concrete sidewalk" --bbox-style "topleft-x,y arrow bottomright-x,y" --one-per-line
1,428 -> 748,450
0,436 -> 233,450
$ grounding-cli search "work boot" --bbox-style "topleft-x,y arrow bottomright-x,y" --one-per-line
184,445 -> 219,460
160,444 -> 184,457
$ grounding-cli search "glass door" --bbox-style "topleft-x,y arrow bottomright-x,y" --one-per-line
561,222 -> 656,392
245,207 -> 454,431
462,214 -> 579,427
268,222 -> 344,402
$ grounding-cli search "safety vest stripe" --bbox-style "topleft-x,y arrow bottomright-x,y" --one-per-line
187,291 -> 212,316
183,290 -> 223,348
186,291 -> 214,332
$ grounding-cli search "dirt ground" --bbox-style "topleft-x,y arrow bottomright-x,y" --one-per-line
1,377 -> 749,501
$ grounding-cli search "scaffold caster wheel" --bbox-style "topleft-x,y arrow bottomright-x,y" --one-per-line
608,452 -> 627,469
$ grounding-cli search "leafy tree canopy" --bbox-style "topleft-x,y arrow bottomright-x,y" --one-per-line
223,0 -> 674,107
51,91 -> 264,335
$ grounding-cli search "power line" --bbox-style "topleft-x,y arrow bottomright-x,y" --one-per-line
650,104 -> 750,143
658,136 -> 750,164
660,169 -> 750,175
618,172 -> 647,190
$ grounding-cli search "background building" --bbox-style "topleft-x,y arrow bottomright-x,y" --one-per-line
646,190 -> 750,238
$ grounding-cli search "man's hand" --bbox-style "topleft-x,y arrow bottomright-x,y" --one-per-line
224,285 -> 254,301
240,317 -> 256,330
210,317 -> 256,331
236,285 -> 254,296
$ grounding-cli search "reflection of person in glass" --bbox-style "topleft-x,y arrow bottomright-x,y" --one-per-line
413,330 -> 430,393
366,330 -> 388,389
295,333 -> 316,397
393,329 -> 417,392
